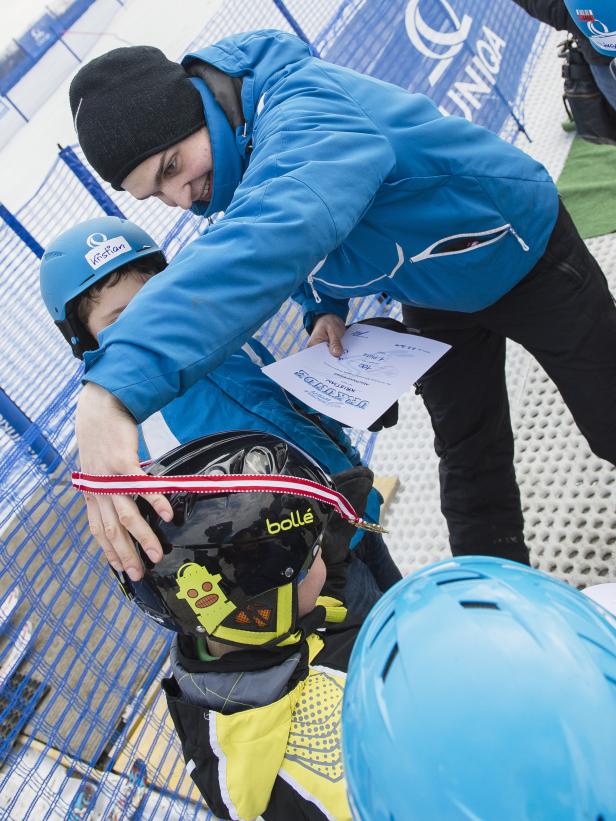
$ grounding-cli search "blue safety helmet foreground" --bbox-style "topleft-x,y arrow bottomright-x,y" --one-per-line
39,216 -> 165,358
343,556 -> 616,821
563,1 -> 616,56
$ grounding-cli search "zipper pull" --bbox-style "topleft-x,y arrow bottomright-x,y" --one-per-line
509,226 -> 529,252
307,257 -> 328,304
307,272 -> 322,304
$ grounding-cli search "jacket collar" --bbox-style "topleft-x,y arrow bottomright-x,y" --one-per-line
187,75 -> 246,218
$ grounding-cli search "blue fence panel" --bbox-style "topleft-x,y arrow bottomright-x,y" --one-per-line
0,42 -> 35,98
15,15 -> 58,63
50,0 -> 97,33
313,0 -> 543,136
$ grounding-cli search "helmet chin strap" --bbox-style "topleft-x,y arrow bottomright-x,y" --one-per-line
209,582 -> 303,648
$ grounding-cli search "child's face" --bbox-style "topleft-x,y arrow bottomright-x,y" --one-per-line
122,127 -> 213,210
86,274 -> 146,338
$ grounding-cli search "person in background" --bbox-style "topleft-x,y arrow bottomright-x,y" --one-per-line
513,0 -> 616,112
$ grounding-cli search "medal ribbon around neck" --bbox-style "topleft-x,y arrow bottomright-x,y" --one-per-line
71,471 -> 387,534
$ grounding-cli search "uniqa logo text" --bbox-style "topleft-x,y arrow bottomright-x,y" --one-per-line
266,508 -> 314,534
404,0 -> 508,122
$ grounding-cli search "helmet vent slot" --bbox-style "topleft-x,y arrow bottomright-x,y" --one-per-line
381,643 -> 399,682
436,572 -> 485,586
370,610 -> 394,647
459,600 -> 500,610
578,633 -> 616,661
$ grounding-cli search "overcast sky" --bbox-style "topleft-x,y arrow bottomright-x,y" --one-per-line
1,1 -> 54,46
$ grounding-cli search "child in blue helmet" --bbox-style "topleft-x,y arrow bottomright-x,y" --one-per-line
343,556 -> 616,820
39,215 -> 402,615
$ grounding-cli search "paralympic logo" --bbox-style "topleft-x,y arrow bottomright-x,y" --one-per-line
404,0 -> 473,86
587,18 -> 616,54
86,232 -> 108,248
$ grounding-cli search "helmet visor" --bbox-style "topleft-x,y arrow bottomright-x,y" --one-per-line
191,535 -> 321,599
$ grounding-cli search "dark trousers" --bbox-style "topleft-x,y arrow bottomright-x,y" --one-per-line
403,201 -> 616,565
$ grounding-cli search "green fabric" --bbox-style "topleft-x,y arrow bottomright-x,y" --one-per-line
195,635 -> 220,662
557,137 -> 616,239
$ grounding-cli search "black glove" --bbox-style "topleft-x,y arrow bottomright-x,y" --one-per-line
352,316 -> 411,432
321,466 -> 374,600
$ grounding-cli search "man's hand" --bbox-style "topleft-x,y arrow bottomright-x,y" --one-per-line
76,383 -> 173,581
307,313 -> 346,357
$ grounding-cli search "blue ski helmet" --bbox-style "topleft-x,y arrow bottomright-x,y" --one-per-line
39,216 -> 165,358
562,1 -> 616,56
343,556 -> 616,821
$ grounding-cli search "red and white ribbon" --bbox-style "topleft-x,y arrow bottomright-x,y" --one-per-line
71,471 -> 386,533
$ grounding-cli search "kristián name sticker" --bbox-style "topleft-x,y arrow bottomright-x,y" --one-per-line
85,235 -> 131,269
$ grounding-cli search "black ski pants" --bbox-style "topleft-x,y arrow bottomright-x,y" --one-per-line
403,201 -> 616,565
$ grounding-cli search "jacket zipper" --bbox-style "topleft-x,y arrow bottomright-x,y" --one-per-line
508,225 -> 529,251
307,243 -> 405,300
307,257 -> 327,304
306,227 -> 529,302
410,224 -> 528,262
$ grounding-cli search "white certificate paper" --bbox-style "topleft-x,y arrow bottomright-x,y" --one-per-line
262,323 -> 451,429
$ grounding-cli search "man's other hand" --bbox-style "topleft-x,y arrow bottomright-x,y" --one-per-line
307,313 -> 346,357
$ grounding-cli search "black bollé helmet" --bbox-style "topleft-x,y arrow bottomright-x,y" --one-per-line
116,431 -> 335,647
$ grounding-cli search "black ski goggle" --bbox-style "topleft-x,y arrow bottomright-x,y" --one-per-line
190,535 -> 322,599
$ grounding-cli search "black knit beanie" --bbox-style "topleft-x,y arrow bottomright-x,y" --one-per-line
69,46 -> 205,190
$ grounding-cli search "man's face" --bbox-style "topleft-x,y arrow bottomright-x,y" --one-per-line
86,273 -> 146,337
122,127 -> 213,210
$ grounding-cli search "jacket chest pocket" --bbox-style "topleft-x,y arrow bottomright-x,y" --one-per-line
410,224 -> 527,263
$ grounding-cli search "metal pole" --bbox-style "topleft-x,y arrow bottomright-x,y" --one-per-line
58,144 -> 126,218
2,93 -> 29,123
0,387 -> 63,473
0,201 -> 44,258
271,1 -> 319,56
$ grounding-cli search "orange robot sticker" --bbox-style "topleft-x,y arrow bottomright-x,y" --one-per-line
175,562 -> 236,633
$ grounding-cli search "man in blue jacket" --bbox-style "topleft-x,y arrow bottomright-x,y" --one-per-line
67,29 -> 616,581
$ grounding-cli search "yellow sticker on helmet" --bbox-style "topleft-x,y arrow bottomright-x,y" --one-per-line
175,562 -> 236,633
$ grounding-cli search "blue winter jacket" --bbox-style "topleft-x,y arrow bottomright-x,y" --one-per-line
136,337 -> 381,540
83,30 -> 559,423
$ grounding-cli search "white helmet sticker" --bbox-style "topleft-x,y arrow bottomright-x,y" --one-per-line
85,234 -> 131,270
